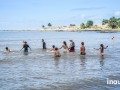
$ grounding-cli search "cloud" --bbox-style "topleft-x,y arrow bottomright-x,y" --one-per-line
71,7 -> 105,11
114,11 -> 120,16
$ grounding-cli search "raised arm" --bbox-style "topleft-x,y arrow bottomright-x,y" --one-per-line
104,46 -> 108,49
94,48 -> 100,50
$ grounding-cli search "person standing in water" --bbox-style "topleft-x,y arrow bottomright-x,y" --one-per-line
94,44 -> 108,58
59,41 -> 68,53
22,40 -> 26,47
54,47 -> 61,57
80,42 -> 86,55
42,39 -> 46,50
69,40 -> 75,52
20,41 -> 31,53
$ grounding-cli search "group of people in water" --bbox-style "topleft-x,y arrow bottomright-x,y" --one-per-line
39,39 -> 108,58
5,39 -> 108,58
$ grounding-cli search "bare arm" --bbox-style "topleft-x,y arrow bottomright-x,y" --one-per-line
94,48 -> 100,50
59,46 -> 62,49
104,46 -> 108,49
20,47 -> 23,52
29,46 -> 32,51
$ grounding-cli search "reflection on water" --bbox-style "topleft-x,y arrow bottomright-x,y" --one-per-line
0,31 -> 120,90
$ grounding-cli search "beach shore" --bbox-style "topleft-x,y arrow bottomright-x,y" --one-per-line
37,25 -> 120,32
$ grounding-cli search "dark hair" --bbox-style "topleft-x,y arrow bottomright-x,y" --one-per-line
55,47 -> 58,50
5,47 -> 8,50
52,45 -> 55,48
42,39 -> 44,42
81,42 -> 84,45
100,44 -> 104,51
63,41 -> 67,46
100,44 -> 104,48
25,41 -> 27,43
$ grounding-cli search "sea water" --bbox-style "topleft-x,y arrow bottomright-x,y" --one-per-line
0,31 -> 120,90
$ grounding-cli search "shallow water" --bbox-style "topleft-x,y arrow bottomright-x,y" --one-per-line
0,31 -> 120,90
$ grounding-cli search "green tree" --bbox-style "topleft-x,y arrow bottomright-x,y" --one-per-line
118,20 -> 120,28
80,23 -> 85,29
102,19 -> 109,25
69,24 -> 76,26
108,17 -> 118,29
42,25 -> 45,28
48,23 -> 52,27
86,20 -> 93,28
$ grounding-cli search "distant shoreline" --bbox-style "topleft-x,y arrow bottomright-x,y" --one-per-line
0,29 -> 120,32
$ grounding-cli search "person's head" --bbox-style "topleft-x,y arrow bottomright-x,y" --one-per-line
52,45 -> 55,48
70,40 -> 73,42
42,39 -> 44,42
81,42 -> 84,45
100,44 -> 104,48
24,41 -> 27,44
63,41 -> 67,46
55,47 -> 58,51
5,47 -> 8,50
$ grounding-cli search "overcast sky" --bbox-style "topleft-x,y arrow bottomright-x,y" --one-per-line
0,0 -> 120,30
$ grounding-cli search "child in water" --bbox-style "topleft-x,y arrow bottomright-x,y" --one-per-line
54,47 -> 61,57
69,40 -> 75,52
42,39 -> 46,50
59,41 -> 68,53
20,41 -> 31,52
94,44 -> 108,58
80,42 -> 86,55
5,47 -> 11,52
51,45 -> 56,51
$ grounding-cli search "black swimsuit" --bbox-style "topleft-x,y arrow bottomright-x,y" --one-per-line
23,44 -> 29,52
43,42 -> 46,49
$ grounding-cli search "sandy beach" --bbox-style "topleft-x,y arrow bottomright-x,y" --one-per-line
37,25 -> 120,32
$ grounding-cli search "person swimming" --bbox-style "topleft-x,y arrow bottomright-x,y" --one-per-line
69,40 -> 75,52
42,39 -> 46,50
54,47 -> 61,57
112,36 -> 115,40
80,42 -> 86,55
20,41 -> 31,52
5,47 -> 11,52
59,41 -> 68,53
94,44 -> 108,58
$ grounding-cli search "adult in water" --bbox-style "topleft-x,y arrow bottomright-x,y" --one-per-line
80,42 -> 86,55
42,39 -> 46,50
94,44 -> 108,58
59,41 -> 68,53
69,40 -> 75,52
54,47 -> 61,57
20,41 -> 31,55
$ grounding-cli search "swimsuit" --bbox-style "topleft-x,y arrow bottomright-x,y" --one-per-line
23,44 -> 29,52
55,55 -> 61,57
69,42 -> 75,52
43,42 -> 46,49
80,52 -> 86,55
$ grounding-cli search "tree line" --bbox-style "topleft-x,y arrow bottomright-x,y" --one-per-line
41,17 -> 120,29
80,17 -> 120,29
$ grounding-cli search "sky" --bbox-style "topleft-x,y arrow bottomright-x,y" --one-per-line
0,0 -> 120,30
